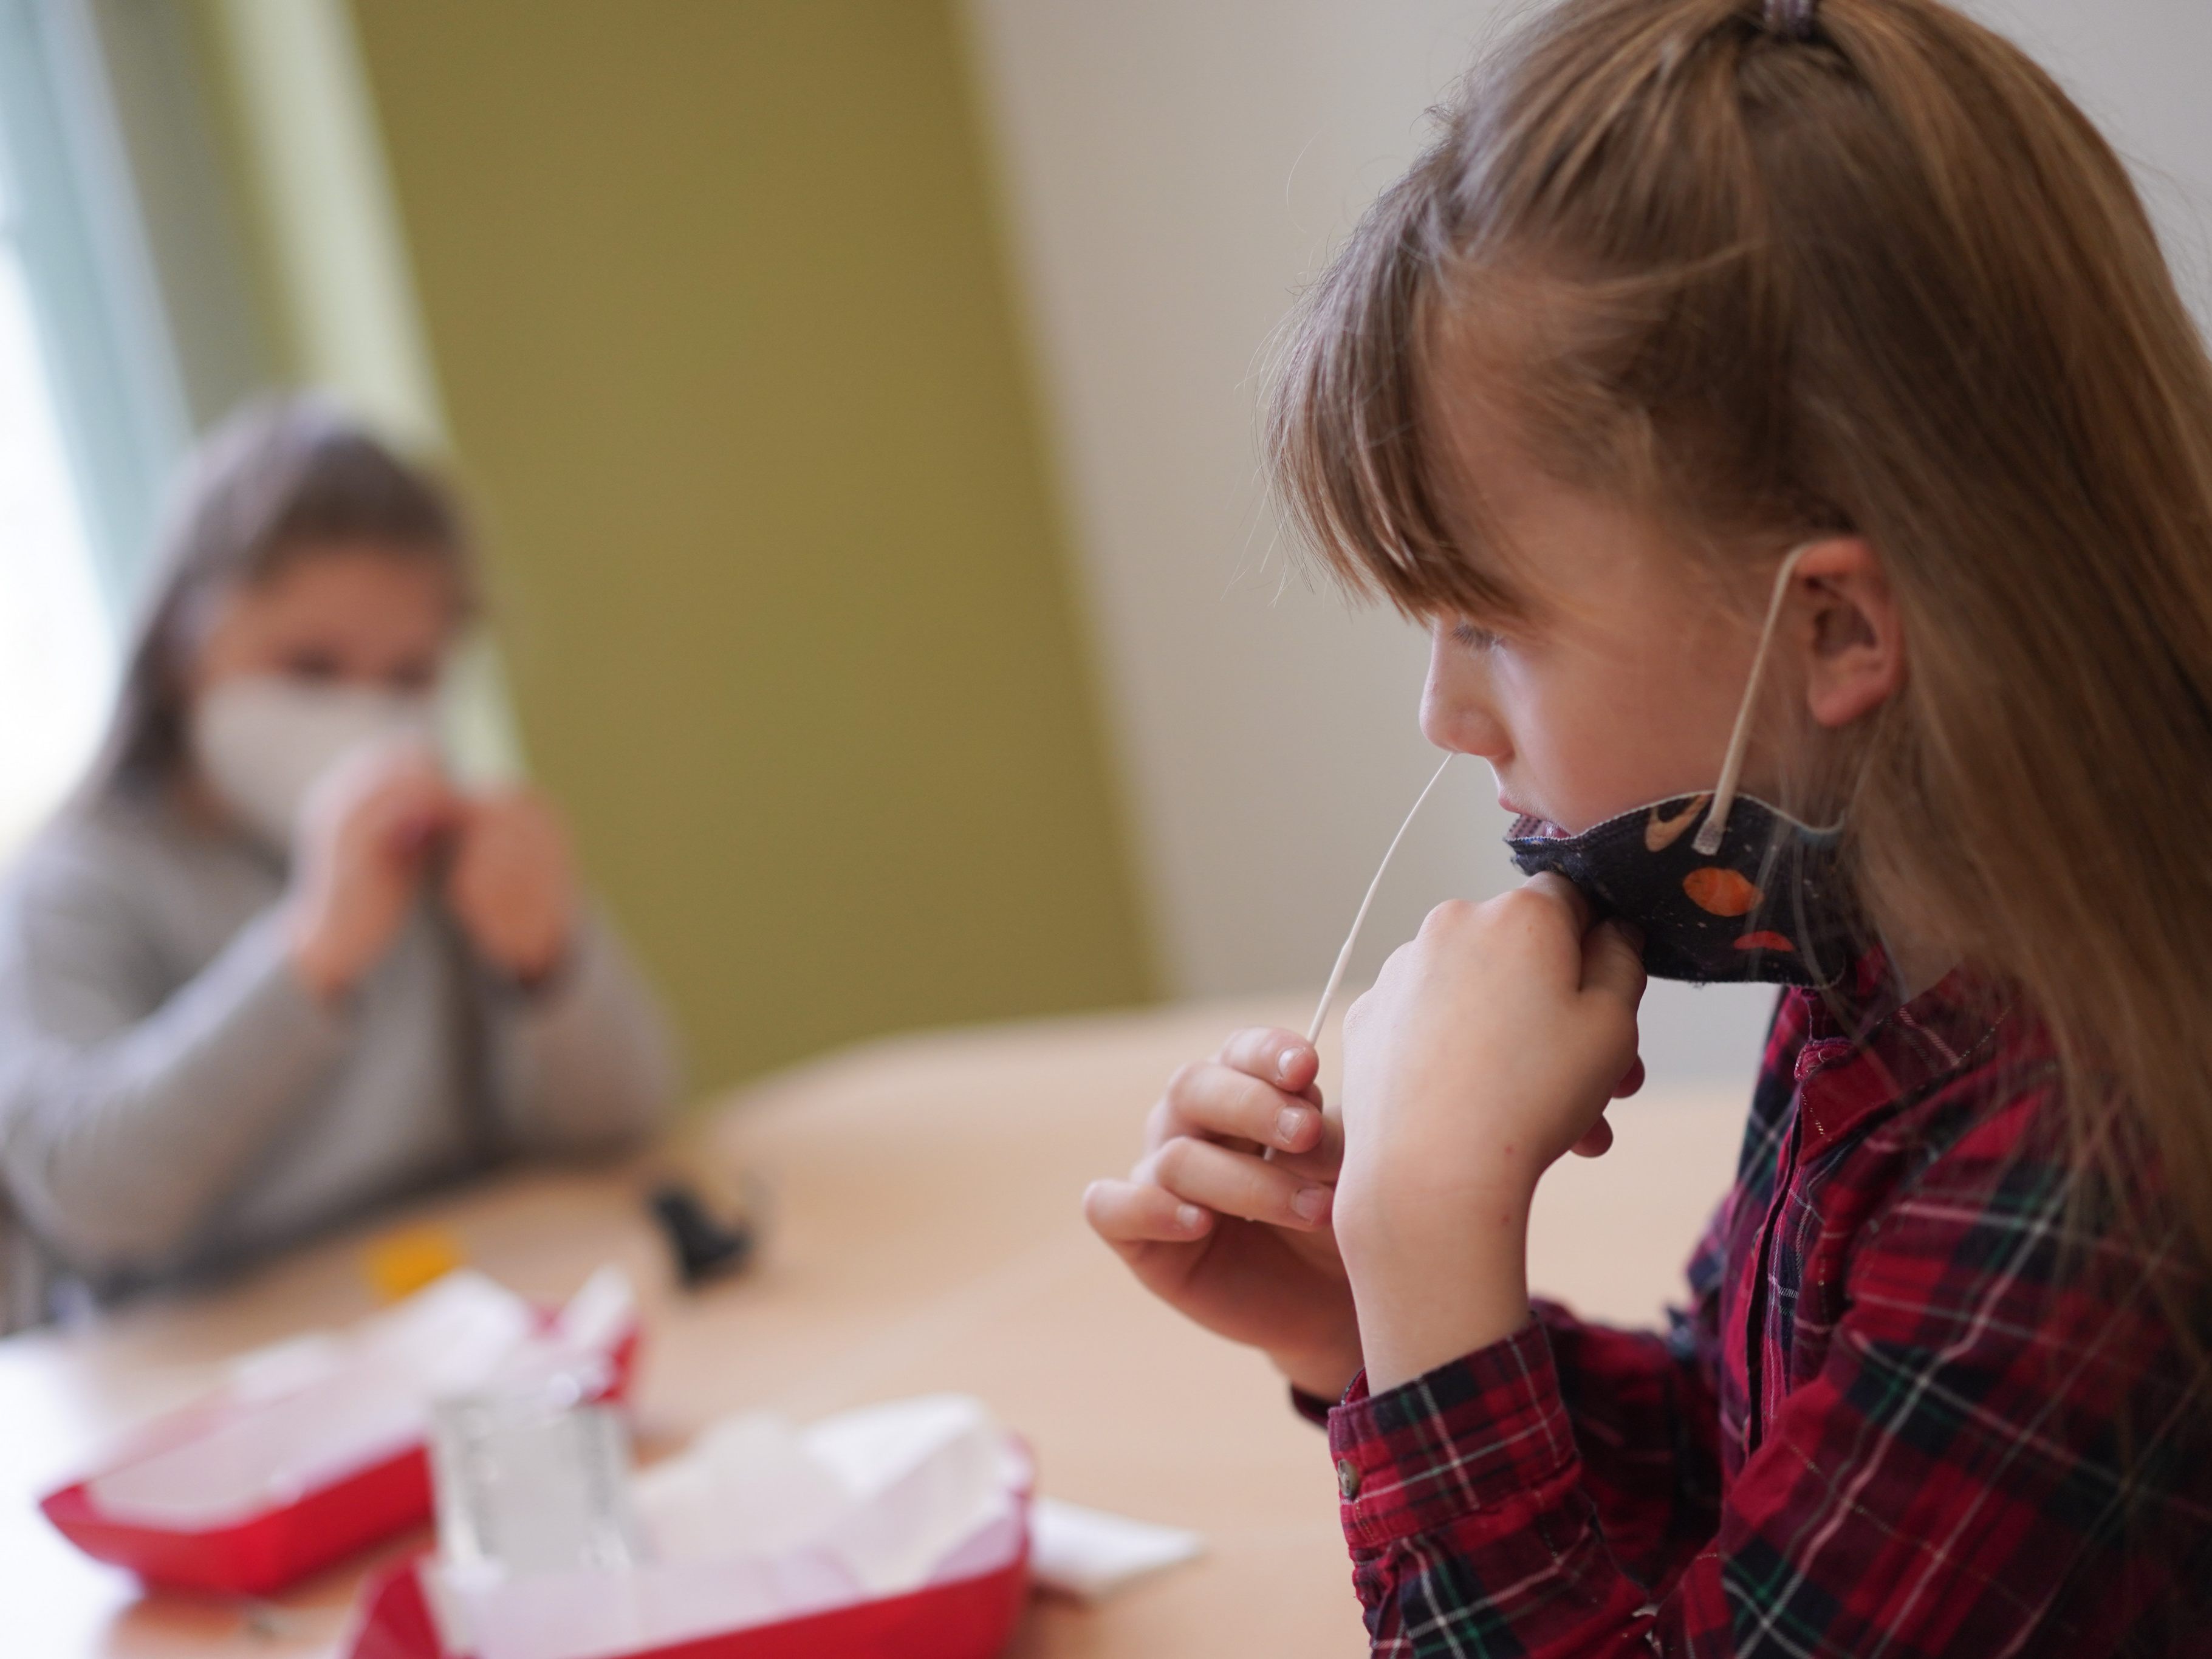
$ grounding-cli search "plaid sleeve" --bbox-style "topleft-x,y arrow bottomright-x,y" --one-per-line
1327,1100 -> 2205,1656
1533,1295 -> 1721,1593
1329,1323 -> 1650,1652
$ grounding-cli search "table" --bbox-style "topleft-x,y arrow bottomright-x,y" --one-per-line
0,997 -> 1747,1658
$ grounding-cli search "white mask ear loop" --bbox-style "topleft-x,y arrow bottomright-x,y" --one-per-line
1692,542 -> 1815,858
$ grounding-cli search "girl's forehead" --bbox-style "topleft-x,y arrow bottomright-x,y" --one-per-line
257,544 -> 462,614
212,544 -> 463,649
1423,361 -> 1768,638
1426,479 -> 1757,654
1425,425 -> 1633,617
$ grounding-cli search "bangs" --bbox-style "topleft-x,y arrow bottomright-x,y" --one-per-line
1264,0 -> 1814,624
1265,144 -> 1531,624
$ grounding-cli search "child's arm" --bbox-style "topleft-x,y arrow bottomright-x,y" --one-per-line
1529,1278 -> 1724,1594
1333,877 -> 1647,1392
1325,882 -> 2195,1654
1337,872 -> 1723,1591
447,789 -> 677,1154
1329,1109 -> 2194,1655
0,848 -> 349,1281
477,900 -> 679,1155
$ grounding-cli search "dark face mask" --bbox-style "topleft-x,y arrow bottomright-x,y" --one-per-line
1507,794 -> 1857,987
1504,544 -> 1862,988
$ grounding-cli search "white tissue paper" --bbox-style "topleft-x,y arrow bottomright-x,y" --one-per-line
424,1394 -> 1031,1659
84,1267 -> 633,1531
1028,1497 -> 1205,1600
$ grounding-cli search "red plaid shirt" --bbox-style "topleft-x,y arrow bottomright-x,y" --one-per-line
1318,965 -> 2212,1655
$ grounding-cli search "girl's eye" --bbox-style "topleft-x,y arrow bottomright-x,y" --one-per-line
1451,621 -> 1504,652
282,650 -> 343,682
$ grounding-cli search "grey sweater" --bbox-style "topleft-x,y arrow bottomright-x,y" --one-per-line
0,790 -> 679,1323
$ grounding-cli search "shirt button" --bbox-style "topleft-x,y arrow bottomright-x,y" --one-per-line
1336,1458 -> 1361,1499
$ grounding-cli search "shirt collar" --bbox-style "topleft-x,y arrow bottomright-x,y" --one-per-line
1784,948 -> 2019,1156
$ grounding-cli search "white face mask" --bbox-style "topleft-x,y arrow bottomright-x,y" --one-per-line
191,676 -> 439,849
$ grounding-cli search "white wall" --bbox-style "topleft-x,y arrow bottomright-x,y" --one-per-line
960,0 -> 2212,1095
1983,0 -> 2212,329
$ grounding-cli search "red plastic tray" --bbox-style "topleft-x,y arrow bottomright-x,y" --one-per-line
344,1488 -> 1031,1659
41,1324 -> 640,1596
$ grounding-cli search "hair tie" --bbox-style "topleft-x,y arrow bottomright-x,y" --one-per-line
1762,0 -> 1820,39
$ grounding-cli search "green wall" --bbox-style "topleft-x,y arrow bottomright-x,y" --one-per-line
344,0 -> 1152,1089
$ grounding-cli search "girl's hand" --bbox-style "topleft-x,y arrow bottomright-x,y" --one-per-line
1084,1028 -> 1363,1400
287,743 -> 457,1002
1335,875 -> 1646,1392
444,787 -> 578,986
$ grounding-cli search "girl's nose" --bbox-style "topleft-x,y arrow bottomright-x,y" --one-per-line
1420,693 -> 1510,761
1421,632 -> 1511,762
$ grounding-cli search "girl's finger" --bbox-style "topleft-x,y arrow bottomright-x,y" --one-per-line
1569,1113 -> 1615,1158
1612,1055 -> 1646,1098
1140,1136 -> 1333,1231
1581,917 -> 1648,1008
1522,871 -> 1595,936
1083,1178 -> 1211,1254
1264,1129 -> 1346,1185
1215,1026 -> 1322,1098
391,818 -> 442,859
1151,1062 -> 1324,1156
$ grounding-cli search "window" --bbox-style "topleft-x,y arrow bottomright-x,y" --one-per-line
0,0 -> 193,855
0,215 -> 111,852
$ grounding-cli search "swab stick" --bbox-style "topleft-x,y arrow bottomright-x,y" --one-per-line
1305,753 -> 1456,1045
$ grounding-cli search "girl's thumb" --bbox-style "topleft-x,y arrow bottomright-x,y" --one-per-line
1581,918 -> 1648,1005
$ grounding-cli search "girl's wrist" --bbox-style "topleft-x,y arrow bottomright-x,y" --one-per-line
1270,1337 -> 1365,1403
285,889 -> 377,1003
1334,1155 -> 1541,1266
1337,1174 -> 1537,1394
1352,1260 -> 1534,1394
287,919 -> 357,1004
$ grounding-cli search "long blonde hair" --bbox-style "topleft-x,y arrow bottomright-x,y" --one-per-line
1271,0 -> 2212,1273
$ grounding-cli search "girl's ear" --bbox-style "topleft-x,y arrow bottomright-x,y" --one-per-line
1792,537 -> 1905,728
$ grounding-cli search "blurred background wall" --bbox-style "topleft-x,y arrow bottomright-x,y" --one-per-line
194,0 -> 1156,1092
7,0 -> 2210,1099
325,2 -> 1154,1089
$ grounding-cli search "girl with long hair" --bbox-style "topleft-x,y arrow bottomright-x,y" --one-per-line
0,397 -> 675,1325
1090,1 -> 2212,1647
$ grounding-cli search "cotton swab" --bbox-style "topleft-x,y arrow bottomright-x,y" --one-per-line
1304,753 -> 1456,1046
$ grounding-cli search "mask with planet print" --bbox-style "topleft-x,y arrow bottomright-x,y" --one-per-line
1505,544 -> 1863,988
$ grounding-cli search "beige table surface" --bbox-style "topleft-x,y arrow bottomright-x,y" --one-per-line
0,997 -> 1747,1659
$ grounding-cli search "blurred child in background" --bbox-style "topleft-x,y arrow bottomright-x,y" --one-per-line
0,396 -> 677,1326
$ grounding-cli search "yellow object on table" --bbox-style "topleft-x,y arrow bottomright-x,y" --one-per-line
360,1225 -> 467,1302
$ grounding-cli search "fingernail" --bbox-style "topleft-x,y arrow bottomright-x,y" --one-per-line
1290,1186 -> 1330,1224
1176,1204 -> 1207,1231
1276,1107 -> 1310,1149
1276,1048 -> 1303,1083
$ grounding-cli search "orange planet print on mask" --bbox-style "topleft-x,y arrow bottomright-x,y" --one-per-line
1733,929 -> 1796,954
1645,795 -> 1712,852
1683,867 -> 1762,917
